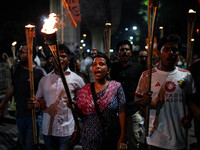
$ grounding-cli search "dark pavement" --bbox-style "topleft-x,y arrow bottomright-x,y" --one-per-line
0,114 -> 198,150
0,114 -> 18,150
0,114 -> 82,150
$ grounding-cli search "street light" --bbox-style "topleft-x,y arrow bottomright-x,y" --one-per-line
132,26 -> 137,30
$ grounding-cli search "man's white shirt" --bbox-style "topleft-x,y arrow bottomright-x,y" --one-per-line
36,68 -> 85,137
135,67 -> 196,149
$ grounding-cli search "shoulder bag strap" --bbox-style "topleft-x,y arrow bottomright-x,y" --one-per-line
91,82 -> 107,128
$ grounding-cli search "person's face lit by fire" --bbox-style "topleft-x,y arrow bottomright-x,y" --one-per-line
53,50 -> 70,71
92,57 -> 110,81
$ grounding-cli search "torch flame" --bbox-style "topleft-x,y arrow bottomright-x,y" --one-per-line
12,41 -> 17,46
105,23 -> 111,26
41,13 -> 58,34
188,9 -> 196,14
25,24 -> 35,28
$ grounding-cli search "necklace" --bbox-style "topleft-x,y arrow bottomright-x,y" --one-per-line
94,80 -> 110,93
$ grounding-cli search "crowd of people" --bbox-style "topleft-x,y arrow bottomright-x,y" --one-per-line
0,34 -> 200,150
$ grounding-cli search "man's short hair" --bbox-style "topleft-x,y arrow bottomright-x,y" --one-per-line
19,42 -> 37,59
157,34 -> 181,51
116,40 -> 132,51
58,44 -> 71,56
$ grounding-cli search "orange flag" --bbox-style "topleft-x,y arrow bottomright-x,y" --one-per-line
62,0 -> 81,28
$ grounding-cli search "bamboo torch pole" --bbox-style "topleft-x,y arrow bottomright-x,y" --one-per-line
104,22 -> 111,59
25,24 -> 38,144
41,13 -> 80,132
145,0 -> 159,137
11,41 -> 17,60
186,9 -> 196,69
43,32 -> 80,132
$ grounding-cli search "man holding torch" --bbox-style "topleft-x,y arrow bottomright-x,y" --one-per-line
135,34 -> 195,150
28,44 -> 85,150
0,44 -> 46,150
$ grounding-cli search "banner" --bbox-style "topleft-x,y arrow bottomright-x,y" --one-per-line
67,0 -> 81,23
62,0 -> 81,28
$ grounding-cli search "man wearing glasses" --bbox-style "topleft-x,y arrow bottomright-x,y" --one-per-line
0,44 -> 46,150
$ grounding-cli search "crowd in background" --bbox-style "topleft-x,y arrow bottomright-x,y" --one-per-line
0,34 -> 200,150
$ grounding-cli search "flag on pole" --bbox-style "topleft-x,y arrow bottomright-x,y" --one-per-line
61,0 -> 81,28
67,0 -> 81,23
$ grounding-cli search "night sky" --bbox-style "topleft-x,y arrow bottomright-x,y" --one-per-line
0,0 -> 49,56
0,0 -> 200,57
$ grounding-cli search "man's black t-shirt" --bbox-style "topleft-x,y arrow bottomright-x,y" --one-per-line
110,62 -> 143,117
12,64 -> 46,118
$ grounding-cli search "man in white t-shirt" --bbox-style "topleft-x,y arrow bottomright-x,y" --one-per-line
135,35 -> 195,150
29,44 -> 85,150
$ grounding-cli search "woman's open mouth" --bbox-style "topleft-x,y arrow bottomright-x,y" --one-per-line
95,71 -> 101,75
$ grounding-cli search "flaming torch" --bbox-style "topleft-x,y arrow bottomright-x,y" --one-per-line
146,0 -> 160,137
11,41 -> 17,60
186,9 -> 196,69
104,22 -> 111,59
25,24 -> 38,144
41,13 -> 80,132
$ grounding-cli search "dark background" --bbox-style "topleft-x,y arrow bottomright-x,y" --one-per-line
0,0 -> 50,55
0,0 -> 200,57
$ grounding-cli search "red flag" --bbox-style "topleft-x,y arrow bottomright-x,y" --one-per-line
62,0 -> 81,28
198,0 -> 200,5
